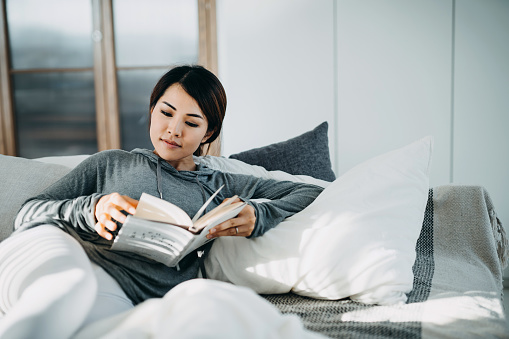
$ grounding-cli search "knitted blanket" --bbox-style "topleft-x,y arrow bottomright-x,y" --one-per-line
263,185 -> 509,338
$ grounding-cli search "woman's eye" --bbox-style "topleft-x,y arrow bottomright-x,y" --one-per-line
159,110 -> 199,127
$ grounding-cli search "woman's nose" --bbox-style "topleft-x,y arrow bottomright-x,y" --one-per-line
168,120 -> 183,137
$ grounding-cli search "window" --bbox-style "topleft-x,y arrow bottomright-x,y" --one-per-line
0,0 -> 218,157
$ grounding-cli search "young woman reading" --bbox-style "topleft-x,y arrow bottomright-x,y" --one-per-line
0,65 -> 323,338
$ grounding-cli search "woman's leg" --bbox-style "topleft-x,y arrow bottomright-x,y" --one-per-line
0,225 -> 97,339
81,262 -> 134,327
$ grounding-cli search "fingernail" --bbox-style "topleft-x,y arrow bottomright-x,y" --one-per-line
210,228 -> 216,233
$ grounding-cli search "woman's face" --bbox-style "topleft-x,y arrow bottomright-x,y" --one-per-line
150,84 -> 211,171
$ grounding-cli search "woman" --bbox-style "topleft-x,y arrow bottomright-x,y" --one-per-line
0,65 -> 323,338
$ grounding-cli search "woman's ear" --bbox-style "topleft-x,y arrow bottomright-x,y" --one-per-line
202,131 -> 214,143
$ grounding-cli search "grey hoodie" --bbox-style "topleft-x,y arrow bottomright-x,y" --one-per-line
14,148 -> 323,304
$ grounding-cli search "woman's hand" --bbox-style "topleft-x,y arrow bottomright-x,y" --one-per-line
95,193 -> 138,240
207,198 -> 256,239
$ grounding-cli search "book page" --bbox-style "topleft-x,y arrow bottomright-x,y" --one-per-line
189,200 -> 246,233
135,193 -> 192,228
181,201 -> 247,258
191,185 -> 225,223
188,195 -> 237,233
111,216 -> 195,267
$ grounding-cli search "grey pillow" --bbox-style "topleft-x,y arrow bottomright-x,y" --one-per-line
229,122 -> 336,182
0,155 -> 71,242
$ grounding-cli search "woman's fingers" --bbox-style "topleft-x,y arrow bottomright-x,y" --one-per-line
121,195 -> 139,211
104,193 -> 138,215
95,221 -> 114,240
97,194 -> 137,219
100,212 -> 120,231
207,204 -> 255,239
94,193 -> 138,240
103,204 -> 129,225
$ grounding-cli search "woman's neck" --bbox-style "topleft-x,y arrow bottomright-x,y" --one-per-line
153,151 -> 197,171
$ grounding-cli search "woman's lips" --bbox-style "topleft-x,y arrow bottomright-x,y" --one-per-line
162,139 -> 181,148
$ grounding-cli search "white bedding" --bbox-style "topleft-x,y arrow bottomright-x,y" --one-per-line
74,279 -> 326,339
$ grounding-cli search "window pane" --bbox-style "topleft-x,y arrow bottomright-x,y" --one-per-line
6,0 -> 93,70
113,0 -> 199,67
13,72 -> 97,158
117,69 -> 167,151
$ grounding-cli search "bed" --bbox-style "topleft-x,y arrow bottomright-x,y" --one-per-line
0,122 -> 508,338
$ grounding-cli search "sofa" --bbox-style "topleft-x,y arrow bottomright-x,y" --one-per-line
1,122 -> 507,338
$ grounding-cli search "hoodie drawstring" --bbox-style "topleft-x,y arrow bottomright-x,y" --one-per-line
156,157 -> 208,277
156,158 -> 208,204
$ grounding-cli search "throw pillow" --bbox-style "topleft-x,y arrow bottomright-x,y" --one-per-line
229,122 -> 336,182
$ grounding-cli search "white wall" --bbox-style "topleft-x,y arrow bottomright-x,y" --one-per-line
216,0 -> 336,164
335,0 -> 452,186
452,0 -> 509,278
216,0 -> 509,275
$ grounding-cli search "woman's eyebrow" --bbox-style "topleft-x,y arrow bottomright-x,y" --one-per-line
187,113 -> 204,119
162,101 -> 203,119
162,101 -> 177,110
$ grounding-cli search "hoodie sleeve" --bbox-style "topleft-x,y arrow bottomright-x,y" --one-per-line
226,174 -> 324,238
14,154 -> 107,235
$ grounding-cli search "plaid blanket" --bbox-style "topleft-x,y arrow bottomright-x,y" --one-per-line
264,185 -> 509,338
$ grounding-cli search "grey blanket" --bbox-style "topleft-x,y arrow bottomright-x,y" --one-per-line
264,185 -> 509,338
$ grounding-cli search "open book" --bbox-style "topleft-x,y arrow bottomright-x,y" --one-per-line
110,185 -> 246,267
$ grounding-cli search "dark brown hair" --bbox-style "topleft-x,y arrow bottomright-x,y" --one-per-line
149,65 -> 227,156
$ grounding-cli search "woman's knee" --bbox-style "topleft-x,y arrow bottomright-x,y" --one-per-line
0,225 -> 97,312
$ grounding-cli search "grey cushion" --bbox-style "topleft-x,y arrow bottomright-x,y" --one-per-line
229,122 -> 336,182
0,155 -> 71,242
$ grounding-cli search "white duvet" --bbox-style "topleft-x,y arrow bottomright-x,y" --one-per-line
74,279 -> 325,339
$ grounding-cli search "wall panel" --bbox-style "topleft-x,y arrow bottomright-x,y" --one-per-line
335,0 -> 453,186
217,0 -> 335,160
453,0 -> 509,276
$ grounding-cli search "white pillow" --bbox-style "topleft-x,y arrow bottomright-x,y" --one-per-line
204,136 -> 433,305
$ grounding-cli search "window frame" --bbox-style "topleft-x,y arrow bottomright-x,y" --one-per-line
0,0 -> 218,156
